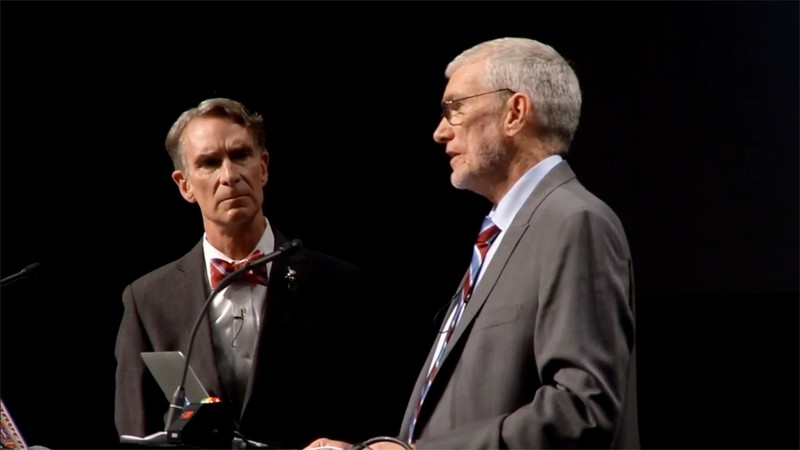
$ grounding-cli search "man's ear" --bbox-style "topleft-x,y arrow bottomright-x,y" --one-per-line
260,152 -> 269,187
504,92 -> 532,136
172,170 -> 196,203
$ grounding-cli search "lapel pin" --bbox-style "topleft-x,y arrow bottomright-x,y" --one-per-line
285,267 -> 298,292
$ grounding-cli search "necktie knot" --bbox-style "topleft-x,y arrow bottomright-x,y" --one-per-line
476,217 -> 501,247
210,250 -> 269,289
467,217 -> 501,296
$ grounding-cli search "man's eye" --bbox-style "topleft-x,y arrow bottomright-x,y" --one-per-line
231,150 -> 250,160
198,158 -> 220,168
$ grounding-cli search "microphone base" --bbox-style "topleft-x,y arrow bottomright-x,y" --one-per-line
166,402 -> 234,448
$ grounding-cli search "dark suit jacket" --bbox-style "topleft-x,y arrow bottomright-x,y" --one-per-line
399,162 -> 639,449
115,231 -> 377,449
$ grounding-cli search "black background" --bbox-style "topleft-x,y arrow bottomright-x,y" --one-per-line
0,2 -> 797,449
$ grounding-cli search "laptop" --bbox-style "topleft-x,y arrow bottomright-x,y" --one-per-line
128,351 -> 271,448
140,351 -> 210,405
123,352 -> 214,447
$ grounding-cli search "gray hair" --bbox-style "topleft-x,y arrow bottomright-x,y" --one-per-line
446,37 -> 582,153
165,97 -> 267,170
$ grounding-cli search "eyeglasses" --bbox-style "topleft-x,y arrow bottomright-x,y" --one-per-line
440,88 -> 514,126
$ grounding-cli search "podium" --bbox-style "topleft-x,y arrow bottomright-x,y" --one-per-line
120,431 -> 271,449
119,402 -> 270,449
166,401 -> 233,448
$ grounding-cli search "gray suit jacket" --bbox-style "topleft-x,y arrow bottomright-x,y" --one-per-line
399,162 -> 639,449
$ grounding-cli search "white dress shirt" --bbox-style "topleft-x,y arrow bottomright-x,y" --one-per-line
202,217 -> 275,416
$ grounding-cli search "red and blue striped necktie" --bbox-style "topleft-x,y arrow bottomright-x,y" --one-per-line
408,216 -> 501,441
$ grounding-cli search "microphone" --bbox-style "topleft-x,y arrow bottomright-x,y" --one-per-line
165,239 -> 303,447
1,262 -> 43,287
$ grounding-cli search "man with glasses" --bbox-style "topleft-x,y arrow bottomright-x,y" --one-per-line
114,97 -> 386,449
305,37 -> 638,450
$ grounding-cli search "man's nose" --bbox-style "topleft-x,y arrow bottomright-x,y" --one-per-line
219,159 -> 241,185
433,118 -> 453,144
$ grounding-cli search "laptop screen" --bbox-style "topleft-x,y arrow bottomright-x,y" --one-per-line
140,351 -> 210,405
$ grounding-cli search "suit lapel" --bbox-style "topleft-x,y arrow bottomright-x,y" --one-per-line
404,224 -> 529,437
434,162 -> 579,394
175,241 -> 224,399
438,223 -> 528,366
240,231 -> 305,416
400,297 -> 460,434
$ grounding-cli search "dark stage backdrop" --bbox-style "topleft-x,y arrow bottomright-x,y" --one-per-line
0,2 -> 797,449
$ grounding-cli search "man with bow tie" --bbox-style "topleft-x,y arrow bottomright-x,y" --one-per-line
114,97 -> 381,449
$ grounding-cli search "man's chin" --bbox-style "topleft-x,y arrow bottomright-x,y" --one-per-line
221,207 -> 260,224
451,173 -> 470,190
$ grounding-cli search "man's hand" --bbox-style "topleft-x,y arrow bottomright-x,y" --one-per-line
303,437 -> 414,450
303,437 -> 353,450
358,442 -> 413,450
